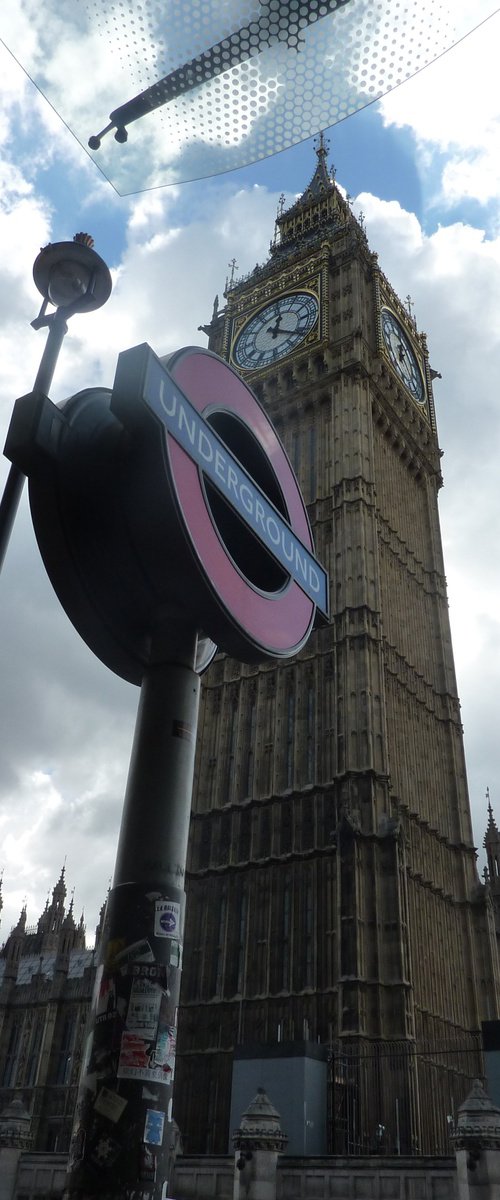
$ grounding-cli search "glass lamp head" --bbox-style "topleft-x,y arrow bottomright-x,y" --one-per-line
33,234 -> 112,315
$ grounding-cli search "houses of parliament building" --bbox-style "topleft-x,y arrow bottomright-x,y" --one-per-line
2,142 -> 500,1160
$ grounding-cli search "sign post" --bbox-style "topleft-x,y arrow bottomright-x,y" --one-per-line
6,344 -> 328,1199
66,642 -> 200,1195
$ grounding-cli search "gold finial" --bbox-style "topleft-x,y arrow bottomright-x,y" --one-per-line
73,232 -> 95,248
314,130 -> 329,159
225,257 -> 239,291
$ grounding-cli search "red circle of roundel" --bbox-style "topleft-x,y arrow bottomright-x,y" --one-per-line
166,347 -> 315,657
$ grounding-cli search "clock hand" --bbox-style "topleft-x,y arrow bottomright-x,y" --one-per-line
268,318 -> 299,339
267,312 -> 283,339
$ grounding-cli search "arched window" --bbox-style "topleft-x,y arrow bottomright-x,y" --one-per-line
306,682 -> 315,783
304,871 -> 314,988
244,693 -> 257,798
2,1017 -> 22,1087
285,686 -> 295,789
309,425 -> 317,500
237,888 -> 248,994
25,1017 -> 44,1086
211,887 -> 227,997
226,697 -> 238,802
54,1011 -> 76,1085
282,873 -> 292,990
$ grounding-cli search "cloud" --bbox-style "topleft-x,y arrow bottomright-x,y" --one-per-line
1,6 -> 500,943
4,0 -> 491,194
379,5 -> 500,220
0,117 -> 281,944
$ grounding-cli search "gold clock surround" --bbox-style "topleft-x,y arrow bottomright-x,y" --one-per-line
226,265 -> 325,374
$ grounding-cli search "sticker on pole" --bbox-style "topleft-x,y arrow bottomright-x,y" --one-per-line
155,900 -> 181,938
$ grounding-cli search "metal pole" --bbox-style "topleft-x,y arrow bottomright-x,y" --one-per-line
65,633 -> 201,1200
0,311 -> 68,572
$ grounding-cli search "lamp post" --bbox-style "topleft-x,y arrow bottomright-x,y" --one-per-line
0,233 -> 112,572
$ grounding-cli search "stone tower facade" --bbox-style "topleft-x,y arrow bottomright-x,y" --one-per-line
0,871 -> 103,1152
174,142 -> 500,1155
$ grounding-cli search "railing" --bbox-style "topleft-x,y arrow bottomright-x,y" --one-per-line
329,1034 -> 483,1157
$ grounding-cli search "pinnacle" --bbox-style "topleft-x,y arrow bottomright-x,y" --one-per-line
484,788 -> 499,845
299,135 -> 334,204
13,903 -> 27,934
52,862 -> 67,900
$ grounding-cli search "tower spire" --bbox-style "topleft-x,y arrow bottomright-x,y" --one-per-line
269,135 -> 343,259
484,788 -> 498,844
314,129 -> 329,162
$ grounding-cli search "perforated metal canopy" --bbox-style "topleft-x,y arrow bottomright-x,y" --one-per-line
1,1 -> 496,193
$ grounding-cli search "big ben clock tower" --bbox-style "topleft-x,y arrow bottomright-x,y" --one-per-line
174,139 -> 500,1155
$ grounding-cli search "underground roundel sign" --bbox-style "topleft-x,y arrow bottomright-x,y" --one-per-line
111,344 -> 329,662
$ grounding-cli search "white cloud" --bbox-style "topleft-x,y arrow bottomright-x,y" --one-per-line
4,0 -> 493,196
1,1 -> 500,943
379,6 -> 500,218
0,121 -> 281,944
442,151 -> 500,207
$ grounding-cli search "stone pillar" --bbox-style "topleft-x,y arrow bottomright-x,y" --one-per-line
452,1078 -> 500,1199
232,1088 -> 287,1200
0,1098 -> 33,1200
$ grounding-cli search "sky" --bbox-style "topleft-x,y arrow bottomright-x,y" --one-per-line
0,2 -> 499,943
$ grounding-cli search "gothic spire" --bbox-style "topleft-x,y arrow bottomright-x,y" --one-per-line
62,895 -> 76,930
268,134 -> 353,261
52,863 -> 67,900
94,887 -> 110,950
484,788 -> 499,846
296,131 -> 334,204
13,903 -> 27,935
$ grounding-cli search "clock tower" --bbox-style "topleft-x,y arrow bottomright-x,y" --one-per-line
174,139 -> 500,1155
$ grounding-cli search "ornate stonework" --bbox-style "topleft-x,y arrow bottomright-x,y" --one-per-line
0,872 -> 104,1152
233,1089 -> 288,1156
452,1079 -> 500,1153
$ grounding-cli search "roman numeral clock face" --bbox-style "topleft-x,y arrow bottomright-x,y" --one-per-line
232,292 -> 319,370
381,308 -> 426,404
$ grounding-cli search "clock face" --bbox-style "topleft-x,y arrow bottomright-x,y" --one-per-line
232,291 -> 319,370
381,308 -> 425,404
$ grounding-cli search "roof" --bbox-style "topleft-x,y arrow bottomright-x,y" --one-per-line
280,132 -> 334,216
0,948 -> 95,986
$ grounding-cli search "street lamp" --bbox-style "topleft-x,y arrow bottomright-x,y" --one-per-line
0,233 -> 112,571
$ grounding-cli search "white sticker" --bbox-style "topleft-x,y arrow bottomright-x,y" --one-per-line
127,978 -> 162,1040
94,1087 -> 128,1123
117,1032 -> 174,1086
154,900 -> 181,939
170,940 -> 182,969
